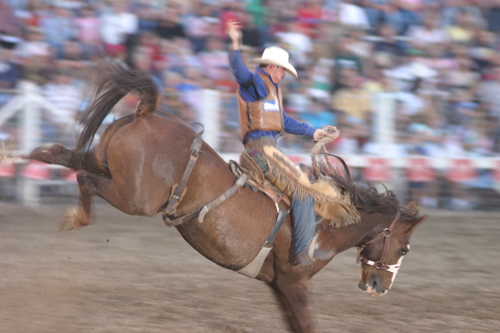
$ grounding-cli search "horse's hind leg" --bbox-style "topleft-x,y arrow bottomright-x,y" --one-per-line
269,278 -> 317,333
60,170 -> 114,231
60,170 -> 95,231
29,144 -> 107,175
60,170 -> 137,231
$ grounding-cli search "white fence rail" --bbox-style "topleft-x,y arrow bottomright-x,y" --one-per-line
1,82 -> 500,209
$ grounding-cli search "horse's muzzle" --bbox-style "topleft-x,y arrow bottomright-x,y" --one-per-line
358,275 -> 389,297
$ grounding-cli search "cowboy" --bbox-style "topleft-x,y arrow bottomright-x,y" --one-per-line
226,21 -> 329,266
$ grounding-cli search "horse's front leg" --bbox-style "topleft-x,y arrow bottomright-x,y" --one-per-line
270,276 -> 317,333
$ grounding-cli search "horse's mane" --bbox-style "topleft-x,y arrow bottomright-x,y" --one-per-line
325,156 -> 420,223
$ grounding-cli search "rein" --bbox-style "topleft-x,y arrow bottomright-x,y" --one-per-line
310,126 -> 339,180
356,211 -> 400,273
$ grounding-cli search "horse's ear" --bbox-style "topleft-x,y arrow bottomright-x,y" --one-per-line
406,214 -> 428,232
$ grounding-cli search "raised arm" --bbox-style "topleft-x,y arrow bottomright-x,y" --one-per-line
226,20 -> 266,101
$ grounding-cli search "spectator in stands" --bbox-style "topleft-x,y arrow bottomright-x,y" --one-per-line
185,2 -> 216,53
275,21 -> 314,68
469,28 -> 498,71
133,0 -> 160,32
406,12 -> 450,51
444,56 -> 480,90
361,0 -> 403,33
295,0 -> 322,37
15,26 -> 51,61
332,72 -> 372,146
441,0 -> 484,29
445,10 -> 475,44
362,64 -> 396,93
40,5 -> 78,58
374,22 -> 406,57
155,7 -> 186,41
100,1 -> 138,57
175,65 -> 204,119
132,46 -> 163,92
75,5 -> 101,57
199,36 -> 229,81
286,76 -> 314,114
338,0 -> 370,30
346,26 -> 373,60
42,68 -> 83,146
392,0 -> 424,33
166,37 -> 202,74
0,0 -> 21,37
299,98 -> 338,129
332,33 -> 362,92
135,30 -> 162,68
57,39 -> 87,69
309,42 -> 335,100
0,43 -> 22,105
240,12 -> 264,49
478,66 -> 500,123
484,0 -> 500,33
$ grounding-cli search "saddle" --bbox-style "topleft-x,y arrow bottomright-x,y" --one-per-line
231,151 -> 289,206
231,151 -> 355,224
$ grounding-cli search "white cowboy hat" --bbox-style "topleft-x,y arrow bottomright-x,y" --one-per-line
250,46 -> 298,78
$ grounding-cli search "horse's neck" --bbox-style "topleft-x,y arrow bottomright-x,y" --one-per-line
323,212 -> 390,255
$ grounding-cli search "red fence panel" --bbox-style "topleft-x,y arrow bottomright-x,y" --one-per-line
362,158 -> 392,181
406,157 -> 435,182
446,159 -> 477,182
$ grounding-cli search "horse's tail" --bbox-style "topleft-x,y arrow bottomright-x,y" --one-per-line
76,62 -> 159,152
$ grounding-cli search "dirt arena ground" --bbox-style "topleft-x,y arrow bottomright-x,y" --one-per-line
1,201 -> 498,333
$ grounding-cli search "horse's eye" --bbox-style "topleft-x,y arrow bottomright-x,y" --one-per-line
401,248 -> 409,255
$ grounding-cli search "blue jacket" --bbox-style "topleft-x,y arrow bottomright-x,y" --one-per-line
229,50 -> 316,143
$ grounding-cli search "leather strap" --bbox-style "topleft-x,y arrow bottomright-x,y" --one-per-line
162,174 -> 248,227
356,211 -> 400,266
162,207 -> 203,227
164,128 -> 204,215
197,174 -> 248,223
264,204 -> 288,246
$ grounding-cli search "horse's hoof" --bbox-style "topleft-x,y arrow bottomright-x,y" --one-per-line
29,144 -> 67,162
58,208 -> 91,231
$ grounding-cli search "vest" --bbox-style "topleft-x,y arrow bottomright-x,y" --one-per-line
237,73 -> 284,141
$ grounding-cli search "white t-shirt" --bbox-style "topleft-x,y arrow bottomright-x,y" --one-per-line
275,31 -> 313,66
100,12 -> 138,45
338,3 -> 369,29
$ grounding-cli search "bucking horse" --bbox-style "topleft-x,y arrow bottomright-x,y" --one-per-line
28,63 -> 428,333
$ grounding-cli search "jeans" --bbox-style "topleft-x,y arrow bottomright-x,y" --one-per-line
246,142 -> 316,257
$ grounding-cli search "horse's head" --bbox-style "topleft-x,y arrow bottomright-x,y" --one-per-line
357,204 -> 428,297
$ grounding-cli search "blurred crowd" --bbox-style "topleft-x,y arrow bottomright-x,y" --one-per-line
1,0 -> 500,156
1,0 -> 500,208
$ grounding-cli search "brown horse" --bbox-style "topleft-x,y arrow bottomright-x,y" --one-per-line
29,64 -> 428,333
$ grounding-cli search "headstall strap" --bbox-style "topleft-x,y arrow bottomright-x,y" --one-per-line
164,128 -> 204,216
356,211 -> 400,270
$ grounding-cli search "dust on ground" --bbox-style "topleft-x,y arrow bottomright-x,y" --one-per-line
1,202 -> 499,333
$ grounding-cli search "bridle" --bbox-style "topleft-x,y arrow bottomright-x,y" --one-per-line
356,211 -> 401,274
